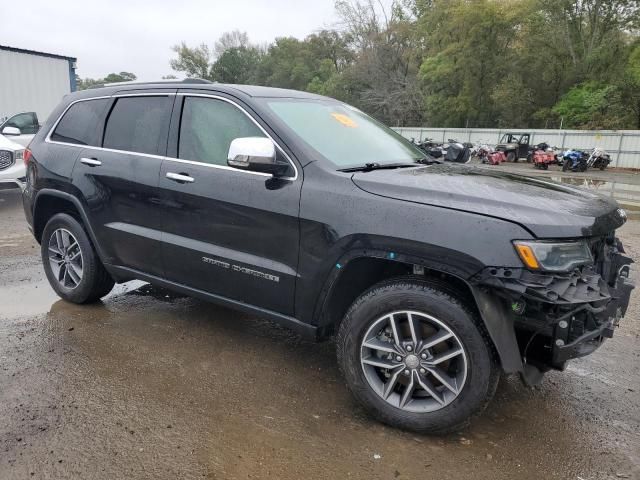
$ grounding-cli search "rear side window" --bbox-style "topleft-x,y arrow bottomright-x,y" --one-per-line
103,96 -> 171,155
178,97 -> 265,166
50,99 -> 109,146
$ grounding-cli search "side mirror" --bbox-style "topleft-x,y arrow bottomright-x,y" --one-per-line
2,126 -> 21,136
227,137 -> 290,176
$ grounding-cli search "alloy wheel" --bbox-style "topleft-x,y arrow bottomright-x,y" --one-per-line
360,310 -> 468,413
48,228 -> 83,289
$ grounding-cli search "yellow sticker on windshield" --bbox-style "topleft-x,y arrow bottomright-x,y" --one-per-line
331,113 -> 358,128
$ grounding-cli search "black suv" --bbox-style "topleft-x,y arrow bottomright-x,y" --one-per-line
22,81 -> 634,433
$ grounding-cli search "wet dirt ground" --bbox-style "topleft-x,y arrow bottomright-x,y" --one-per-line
1,183 -> 639,480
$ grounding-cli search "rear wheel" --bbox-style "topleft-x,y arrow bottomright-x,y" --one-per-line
336,278 -> 499,434
41,213 -> 114,304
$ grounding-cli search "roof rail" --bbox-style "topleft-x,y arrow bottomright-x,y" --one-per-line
90,78 -> 213,89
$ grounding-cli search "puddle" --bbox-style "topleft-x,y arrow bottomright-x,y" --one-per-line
0,279 -> 148,320
550,175 -> 640,219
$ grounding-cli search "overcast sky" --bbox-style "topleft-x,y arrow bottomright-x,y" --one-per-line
0,0 -> 365,81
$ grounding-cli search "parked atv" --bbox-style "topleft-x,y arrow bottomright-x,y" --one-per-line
529,148 -> 556,170
477,144 -> 506,165
496,132 -> 531,162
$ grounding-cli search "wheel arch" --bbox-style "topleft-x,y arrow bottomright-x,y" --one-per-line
33,189 -> 106,262
314,252 -> 523,374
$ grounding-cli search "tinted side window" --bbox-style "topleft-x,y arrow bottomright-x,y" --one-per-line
178,97 -> 265,166
103,96 -> 171,155
51,99 -> 109,146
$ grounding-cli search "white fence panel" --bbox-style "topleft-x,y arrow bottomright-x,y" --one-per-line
393,127 -> 640,169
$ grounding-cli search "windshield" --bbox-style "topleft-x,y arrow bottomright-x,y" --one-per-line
262,99 -> 426,168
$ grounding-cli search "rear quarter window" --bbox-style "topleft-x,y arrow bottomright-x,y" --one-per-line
50,99 -> 110,146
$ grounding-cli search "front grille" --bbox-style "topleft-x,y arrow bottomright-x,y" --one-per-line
0,150 -> 13,171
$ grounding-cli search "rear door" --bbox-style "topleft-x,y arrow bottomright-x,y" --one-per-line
69,91 -> 175,276
157,92 -> 302,315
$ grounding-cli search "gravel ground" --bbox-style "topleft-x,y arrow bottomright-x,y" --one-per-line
0,184 -> 638,480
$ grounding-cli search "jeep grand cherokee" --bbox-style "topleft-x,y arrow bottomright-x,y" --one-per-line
21,80 -> 634,433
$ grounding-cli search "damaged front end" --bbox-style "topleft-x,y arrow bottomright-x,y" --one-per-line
471,234 -> 634,385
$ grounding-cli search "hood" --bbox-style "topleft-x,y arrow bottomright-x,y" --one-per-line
351,164 -> 625,238
0,134 -> 23,152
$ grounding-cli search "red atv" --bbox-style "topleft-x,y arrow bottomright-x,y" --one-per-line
477,145 -> 506,165
528,143 -> 556,170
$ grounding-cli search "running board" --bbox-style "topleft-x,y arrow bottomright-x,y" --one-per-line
106,265 -> 318,341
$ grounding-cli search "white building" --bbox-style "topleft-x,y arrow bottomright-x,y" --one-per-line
0,45 -> 77,124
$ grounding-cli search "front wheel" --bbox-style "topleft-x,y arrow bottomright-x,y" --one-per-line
41,213 -> 115,304
336,278 -> 499,434
506,151 -> 516,162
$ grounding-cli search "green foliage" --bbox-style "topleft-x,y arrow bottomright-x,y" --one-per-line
210,47 -> 263,84
77,72 -> 137,90
553,82 -> 622,129
166,1 -> 640,128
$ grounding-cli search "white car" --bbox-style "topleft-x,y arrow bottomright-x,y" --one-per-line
0,132 -> 26,188
0,111 -> 39,147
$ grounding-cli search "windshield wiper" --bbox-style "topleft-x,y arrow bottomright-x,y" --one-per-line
338,162 -> 421,173
416,155 -> 443,165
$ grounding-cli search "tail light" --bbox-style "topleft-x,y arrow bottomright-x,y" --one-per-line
23,148 -> 32,166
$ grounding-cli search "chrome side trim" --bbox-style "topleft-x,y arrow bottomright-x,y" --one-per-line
163,157 -> 272,177
44,92 -> 300,181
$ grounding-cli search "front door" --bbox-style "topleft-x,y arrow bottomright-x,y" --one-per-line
158,94 -> 302,315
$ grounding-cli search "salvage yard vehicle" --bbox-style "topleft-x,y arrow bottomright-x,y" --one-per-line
496,132 -> 530,162
0,132 -> 26,188
586,148 -> 611,171
562,149 -> 588,172
0,111 -> 40,147
21,81 -> 634,434
528,145 -> 556,170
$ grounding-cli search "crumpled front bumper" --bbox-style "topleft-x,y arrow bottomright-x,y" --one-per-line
471,237 -> 634,369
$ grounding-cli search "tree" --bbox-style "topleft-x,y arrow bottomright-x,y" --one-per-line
167,1 -> 640,128
77,72 -> 138,90
103,72 -> 137,83
210,46 -> 263,84
552,82 -> 622,129
170,42 -> 213,79
214,30 -> 251,57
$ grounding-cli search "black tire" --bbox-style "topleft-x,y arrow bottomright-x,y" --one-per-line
336,278 -> 499,434
41,213 -> 114,304
506,151 -> 516,162
542,163 -> 548,170
562,160 -> 570,172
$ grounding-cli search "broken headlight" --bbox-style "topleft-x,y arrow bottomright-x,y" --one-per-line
513,240 -> 593,272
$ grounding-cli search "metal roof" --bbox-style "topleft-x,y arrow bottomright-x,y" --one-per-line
0,45 -> 76,62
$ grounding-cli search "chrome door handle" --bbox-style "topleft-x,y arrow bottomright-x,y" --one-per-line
166,172 -> 195,183
80,157 -> 102,167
